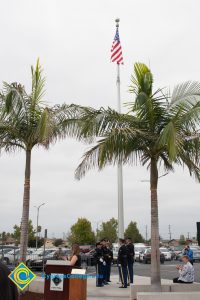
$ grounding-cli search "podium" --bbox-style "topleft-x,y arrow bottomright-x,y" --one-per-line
44,260 -> 86,300
69,269 -> 87,300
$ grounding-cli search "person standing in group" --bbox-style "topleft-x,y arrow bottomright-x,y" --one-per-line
93,242 -> 104,287
118,238 -> 128,288
126,237 -> 135,285
183,246 -> 194,265
106,239 -> 113,282
101,239 -> 109,285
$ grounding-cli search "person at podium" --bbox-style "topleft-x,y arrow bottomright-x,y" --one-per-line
64,243 -> 82,267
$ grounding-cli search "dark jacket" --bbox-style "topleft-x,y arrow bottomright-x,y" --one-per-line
93,247 -> 104,265
102,246 -> 110,264
107,248 -> 113,264
126,243 -> 135,263
118,244 -> 128,266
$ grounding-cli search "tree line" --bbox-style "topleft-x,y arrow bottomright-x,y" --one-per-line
67,217 -> 144,245
0,218 -> 144,247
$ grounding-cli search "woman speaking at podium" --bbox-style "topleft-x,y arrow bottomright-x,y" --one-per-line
64,243 -> 81,268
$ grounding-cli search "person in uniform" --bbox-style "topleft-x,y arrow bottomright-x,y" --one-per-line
93,242 -> 104,287
126,237 -> 135,284
118,238 -> 128,288
101,239 -> 109,285
106,239 -> 113,282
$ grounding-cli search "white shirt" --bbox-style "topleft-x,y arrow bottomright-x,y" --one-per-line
178,261 -> 194,282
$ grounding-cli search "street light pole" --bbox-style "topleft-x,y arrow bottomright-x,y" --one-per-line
34,203 -> 45,250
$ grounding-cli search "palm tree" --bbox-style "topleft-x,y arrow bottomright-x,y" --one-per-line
75,63 -> 200,290
0,60 -> 78,262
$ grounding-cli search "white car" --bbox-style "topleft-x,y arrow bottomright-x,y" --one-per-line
134,244 -> 147,262
112,250 -> 118,264
159,247 -> 172,261
0,247 -> 16,259
3,248 -> 35,265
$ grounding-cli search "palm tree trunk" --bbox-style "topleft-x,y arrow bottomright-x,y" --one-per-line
20,149 -> 31,263
150,157 -> 161,291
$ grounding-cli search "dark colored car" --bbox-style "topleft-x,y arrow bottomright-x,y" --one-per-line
81,249 -> 96,268
28,249 -> 71,270
80,245 -> 94,254
142,248 -> 165,264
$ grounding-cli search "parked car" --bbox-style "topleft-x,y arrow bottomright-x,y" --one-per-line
159,248 -> 172,261
140,248 -> 165,264
81,249 -> 96,268
177,246 -> 200,262
80,245 -> 94,254
27,248 -> 58,269
134,244 -> 147,262
172,246 -> 185,260
112,250 -> 118,264
82,247 -> 118,267
3,248 -> 34,265
0,247 -> 17,260
168,248 -> 176,260
192,247 -> 200,262
138,247 -> 150,263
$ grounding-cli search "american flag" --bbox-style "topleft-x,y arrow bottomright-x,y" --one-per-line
111,27 -> 124,64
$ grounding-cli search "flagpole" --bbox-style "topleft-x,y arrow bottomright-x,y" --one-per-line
115,18 -> 124,239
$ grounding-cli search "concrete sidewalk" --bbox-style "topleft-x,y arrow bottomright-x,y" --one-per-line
87,275 -> 172,299
29,274 -> 173,299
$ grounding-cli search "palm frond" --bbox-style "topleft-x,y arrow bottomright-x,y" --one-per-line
75,126 -> 149,179
176,139 -> 200,182
129,62 -> 153,97
31,58 -> 45,107
158,120 -> 184,160
170,81 -> 200,106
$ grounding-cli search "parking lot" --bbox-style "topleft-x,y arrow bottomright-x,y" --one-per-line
1,246 -> 200,283
87,261 -> 200,283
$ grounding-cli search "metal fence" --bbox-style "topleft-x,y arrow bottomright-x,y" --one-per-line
0,246 -> 95,271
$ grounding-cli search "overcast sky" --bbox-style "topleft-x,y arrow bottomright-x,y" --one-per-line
0,0 -> 200,240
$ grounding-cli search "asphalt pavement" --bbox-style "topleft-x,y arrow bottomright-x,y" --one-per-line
87,261 -> 200,283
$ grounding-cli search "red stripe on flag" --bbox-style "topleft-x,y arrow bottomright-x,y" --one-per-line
111,46 -> 122,59
111,42 -> 120,52
112,51 -> 122,62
